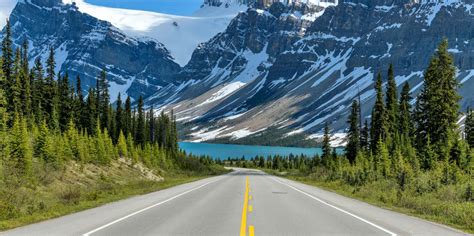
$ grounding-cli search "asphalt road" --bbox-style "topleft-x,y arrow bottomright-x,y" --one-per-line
2,168 -> 469,236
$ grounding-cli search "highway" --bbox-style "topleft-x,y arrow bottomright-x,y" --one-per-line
2,169 -> 468,236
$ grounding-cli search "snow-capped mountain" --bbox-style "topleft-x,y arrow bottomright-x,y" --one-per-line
147,0 -> 474,143
3,0 -> 181,101
66,0 -> 248,66
3,0 -> 474,145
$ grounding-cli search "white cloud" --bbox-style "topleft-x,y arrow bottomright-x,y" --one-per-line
0,0 -> 17,29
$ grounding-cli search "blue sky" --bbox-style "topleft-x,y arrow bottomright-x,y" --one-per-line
84,0 -> 203,15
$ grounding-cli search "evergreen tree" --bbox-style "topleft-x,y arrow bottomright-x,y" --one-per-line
346,100 -> 360,163
415,39 -> 460,157
115,93 -> 123,138
98,69 -> 110,132
385,64 -> 398,137
44,47 -> 57,126
360,120 -> 370,152
135,96 -> 146,146
465,108 -> 474,148
322,122 -> 331,166
75,75 -> 85,129
86,88 -> 98,135
0,60 -> 7,131
399,82 -> 413,144
117,130 -> 128,158
32,57 -> 45,122
124,96 -> 132,136
371,73 -> 386,152
148,106 -> 155,143
58,73 -> 73,131
20,41 -> 31,117
1,19 -> 13,88
10,115 -> 33,177
11,49 -> 22,114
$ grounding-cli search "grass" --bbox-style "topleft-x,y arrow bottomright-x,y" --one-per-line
0,160 -> 227,231
265,169 -> 473,234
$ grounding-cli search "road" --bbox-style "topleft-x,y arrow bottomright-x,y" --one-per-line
2,168 -> 469,236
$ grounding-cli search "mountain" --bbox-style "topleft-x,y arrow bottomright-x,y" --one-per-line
3,0 -> 181,101
3,0 -> 474,146
147,0 -> 474,144
67,0 -> 248,66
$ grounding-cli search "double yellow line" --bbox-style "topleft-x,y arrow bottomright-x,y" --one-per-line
240,176 -> 254,236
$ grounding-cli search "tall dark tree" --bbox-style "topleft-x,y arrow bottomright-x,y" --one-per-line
385,64 -> 398,137
58,73 -> 73,131
322,122 -> 331,166
44,47 -> 57,126
11,49 -> 22,114
360,119 -> 370,152
148,106 -> 155,143
20,42 -> 31,117
86,88 -> 98,135
465,108 -> 474,148
115,93 -> 123,139
98,69 -> 110,132
371,73 -> 386,152
415,39 -> 460,157
1,19 -> 13,88
399,82 -> 413,143
135,96 -> 146,146
75,75 -> 86,129
32,57 -> 45,122
124,96 -> 132,136
0,59 -> 7,131
346,100 -> 360,163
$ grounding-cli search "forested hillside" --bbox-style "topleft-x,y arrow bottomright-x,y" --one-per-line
226,40 -> 474,232
0,20 -> 224,230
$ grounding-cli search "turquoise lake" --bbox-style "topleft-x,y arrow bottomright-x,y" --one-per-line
178,142 -> 343,160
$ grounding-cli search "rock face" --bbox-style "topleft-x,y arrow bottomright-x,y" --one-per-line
4,0 -> 181,101
148,0 -> 474,142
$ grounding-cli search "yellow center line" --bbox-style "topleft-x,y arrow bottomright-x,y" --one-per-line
249,225 -> 255,236
240,176 -> 249,236
249,195 -> 252,200
249,205 -> 253,212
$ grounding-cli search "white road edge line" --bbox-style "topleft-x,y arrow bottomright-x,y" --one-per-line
83,178 -> 221,236
271,177 -> 397,236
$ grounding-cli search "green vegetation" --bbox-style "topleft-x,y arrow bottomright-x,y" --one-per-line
0,19 -> 226,230
225,40 -> 473,233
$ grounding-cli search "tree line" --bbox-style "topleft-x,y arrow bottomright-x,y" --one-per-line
0,19 -> 193,180
227,39 -> 473,203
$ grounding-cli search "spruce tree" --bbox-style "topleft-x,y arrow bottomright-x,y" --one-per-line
124,96 -> 132,136
44,47 -> 57,126
385,64 -> 398,137
1,19 -> 13,88
465,108 -> 474,148
115,93 -> 123,138
346,100 -> 360,164
322,122 -> 332,166
75,75 -> 85,129
86,88 -> 98,135
11,49 -> 22,114
135,96 -> 146,146
415,39 -> 460,157
399,82 -> 413,144
32,57 -> 45,122
0,60 -> 7,131
371,73 -> 386,152
10,115 -> 33,177
149,106 -> 155,143
58,73 -> 72,131
98,69 -> 110,132
360,119 -> 370,152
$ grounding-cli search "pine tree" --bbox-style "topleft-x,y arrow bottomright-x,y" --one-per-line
360,120 -> 370,152
465,108 -> 474,148
399,82 -> 413,144
117,130 -> 128,158
11,49 -> 22,114
322,122 -> 331,166
124,96 -> 132,136
86,88 -> 98,135
136,96 -> 146,146
148,106 -> 155,143
371,73 -> 386,152
10,115 -> 33,177
20,41 -> 31,117
0,59 -> 7,131
1,19 -> 13,88
44,47 -> 57,126
115,93 -> 123,138
98,69 -> 110,132
415,39 -> 460,157
75,75 -> 85,129
32,57 -> 45,123
346,100 -> 360,163
385,64 -> 398,138
58,73 -> 73,131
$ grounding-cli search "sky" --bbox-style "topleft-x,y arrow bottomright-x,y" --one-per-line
0,0 -> 204,28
